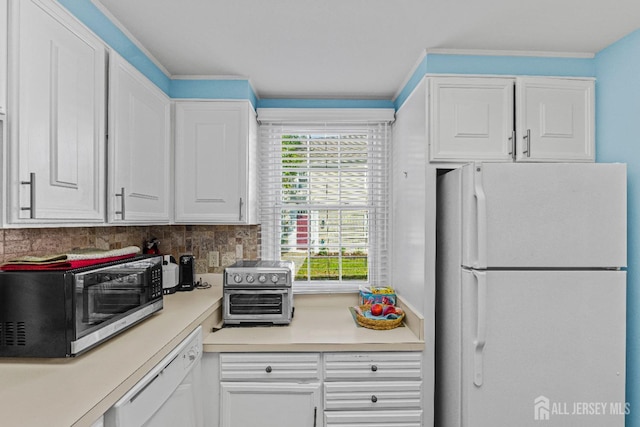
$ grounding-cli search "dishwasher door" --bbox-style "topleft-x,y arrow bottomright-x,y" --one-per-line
105,326 -> 203,427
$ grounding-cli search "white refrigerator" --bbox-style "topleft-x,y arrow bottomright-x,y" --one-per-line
435,162 -> 627,427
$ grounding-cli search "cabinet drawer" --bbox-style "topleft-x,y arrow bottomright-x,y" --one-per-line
325,409 -> 422,426
324,381 -> 422,410
220,353 -> 321,381
324,352 -> 422,381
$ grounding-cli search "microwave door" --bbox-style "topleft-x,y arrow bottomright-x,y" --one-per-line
87,275 -> 145,321
75,271 -> 146,337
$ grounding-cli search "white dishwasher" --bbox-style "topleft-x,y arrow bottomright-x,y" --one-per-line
105,326 -> 204,427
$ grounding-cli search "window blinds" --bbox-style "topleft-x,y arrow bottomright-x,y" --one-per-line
259,116 -> 391,290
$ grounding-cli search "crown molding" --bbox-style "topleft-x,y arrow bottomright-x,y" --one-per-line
91,0 -> 172,77
171,74 -> 250,80
256,108 -> 395,123
424,48 -> 595,59
393,49 -> 428,102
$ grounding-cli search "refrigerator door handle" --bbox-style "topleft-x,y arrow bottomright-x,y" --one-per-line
473,165 -> 488,268
472,270 -> 487,387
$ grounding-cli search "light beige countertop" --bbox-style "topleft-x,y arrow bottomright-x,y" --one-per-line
0,274 -> 424,427
204,292 -> 425,352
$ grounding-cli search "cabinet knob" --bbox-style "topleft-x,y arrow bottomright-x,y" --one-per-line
370,365 -> 378,372
265,365 -> 272,373
371,395 -> 378,403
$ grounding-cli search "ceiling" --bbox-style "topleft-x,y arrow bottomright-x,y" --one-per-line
93,0 -> 640,100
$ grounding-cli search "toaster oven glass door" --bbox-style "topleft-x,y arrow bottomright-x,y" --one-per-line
224,289 -> 291,323
228,292 -> 284,315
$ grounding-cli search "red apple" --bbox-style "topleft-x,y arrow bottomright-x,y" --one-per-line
382,305 -> 396,316
370,303 -> 383,316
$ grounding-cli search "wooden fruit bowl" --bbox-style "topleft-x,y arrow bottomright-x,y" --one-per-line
354,304 -> 405,330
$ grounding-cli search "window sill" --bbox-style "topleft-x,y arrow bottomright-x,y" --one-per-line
293,282 -> 361,295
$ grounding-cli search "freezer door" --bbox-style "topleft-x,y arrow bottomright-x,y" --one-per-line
460,162 -> 626,268
459,269 -> 626,427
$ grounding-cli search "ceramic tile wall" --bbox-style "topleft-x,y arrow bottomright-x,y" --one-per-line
0,225 -> 260,274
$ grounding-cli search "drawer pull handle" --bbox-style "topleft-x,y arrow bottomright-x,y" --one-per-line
371,365 -> 378,372
371,395 -> 378,403
265,366 -> 272,373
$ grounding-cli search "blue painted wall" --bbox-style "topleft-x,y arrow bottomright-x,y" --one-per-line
57,0 -> 171,94
596,28 -> 640,427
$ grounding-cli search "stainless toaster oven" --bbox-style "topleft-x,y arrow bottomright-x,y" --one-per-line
223,260 -> 294,325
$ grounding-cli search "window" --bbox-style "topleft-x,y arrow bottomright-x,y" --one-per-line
259,109 -> 392,292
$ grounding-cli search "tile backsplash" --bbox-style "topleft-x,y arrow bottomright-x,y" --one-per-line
0,225 -> 261,274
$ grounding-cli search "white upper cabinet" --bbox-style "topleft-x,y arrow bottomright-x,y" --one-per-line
430,77 -> 514,162
108,50 -> 171,224
174,101 -> 258,224
516,77 -> 594,162
429,75 -> 595,163
8,0 -> 106,223
0,0 -> 7,116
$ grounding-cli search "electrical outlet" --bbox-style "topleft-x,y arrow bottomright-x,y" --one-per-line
208,251 -> 219,268
235,244 -> 243,259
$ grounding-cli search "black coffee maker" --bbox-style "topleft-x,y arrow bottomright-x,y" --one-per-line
178,255 -> 196,291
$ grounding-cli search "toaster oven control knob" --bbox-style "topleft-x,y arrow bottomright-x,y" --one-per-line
233,274 -> 243,283
246,274 -> 255,283
258,274 -> 267,283
270,274 -> 279,283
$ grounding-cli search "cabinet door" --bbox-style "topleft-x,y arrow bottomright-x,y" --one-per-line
516,77 -> 594,162
108,51 -> 171,224
0,0 -> 6,116
175,101 -> 255,224
220,382 -> 321,427
9,0 -> 106,222
430,77 -> 514,162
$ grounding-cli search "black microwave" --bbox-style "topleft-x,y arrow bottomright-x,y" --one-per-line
0,255 -> 163,358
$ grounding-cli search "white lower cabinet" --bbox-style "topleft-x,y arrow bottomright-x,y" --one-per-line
215,351 -> 423,427
219,353 -> 322,427
323,352 -> 423,426
220,382 -> 321,427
